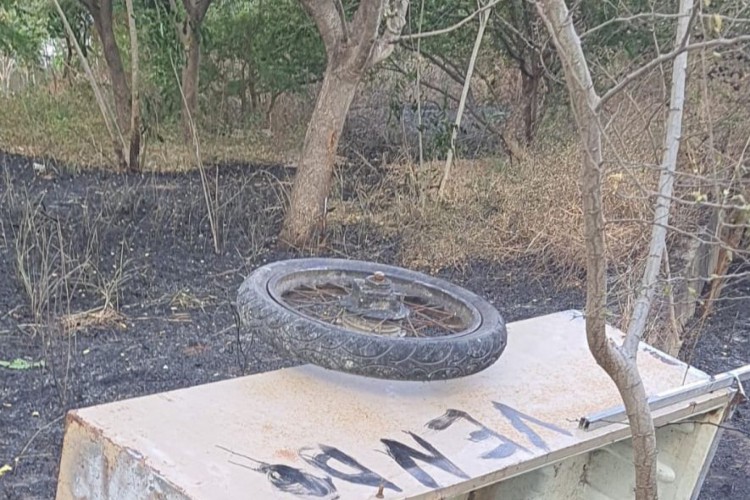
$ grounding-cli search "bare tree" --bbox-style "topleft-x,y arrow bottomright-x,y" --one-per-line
491,0 -> 556,145
53,0 -> 127,168
77,0 -> 142,171
279,0 -> 410,248
79,0 -> 131,137
535,0 -> 694,497
168,0 -> 213,140
124,0 -> 140,171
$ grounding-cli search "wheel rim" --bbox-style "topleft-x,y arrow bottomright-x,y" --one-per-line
267,268 -> 482,338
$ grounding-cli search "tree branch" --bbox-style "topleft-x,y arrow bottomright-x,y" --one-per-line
599,34 -> 750,108
299,0 -> 345,53
624,0 -> 693,355
195,0 -> 212,21
333,0 -> 350,41
581,12 -> 686,39
169,0 -> 188,46
438,2 -> 490,199
350,0 -> 380,34
370,0 -> 409,67
400,44 -> 467,86
397,0 -> 502,41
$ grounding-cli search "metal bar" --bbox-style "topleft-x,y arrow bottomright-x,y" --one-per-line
580,364 -> 750,431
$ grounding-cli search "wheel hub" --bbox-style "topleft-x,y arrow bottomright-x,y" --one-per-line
342,271 -> 409,321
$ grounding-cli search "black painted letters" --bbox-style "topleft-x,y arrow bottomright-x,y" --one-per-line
381,431 -> 469,488
300,445 -> 402,492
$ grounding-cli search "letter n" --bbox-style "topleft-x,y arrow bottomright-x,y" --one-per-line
381,432 -> 469,488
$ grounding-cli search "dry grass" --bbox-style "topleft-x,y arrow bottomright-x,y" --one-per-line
0,84 -> 303,171
59,306 -> 126,335
325,63 -> 682,280
170,289 -> 214,312
330,134 -> 657,279
3,58 -> 744,291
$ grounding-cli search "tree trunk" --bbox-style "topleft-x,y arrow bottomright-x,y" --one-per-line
125,0 -> 141,172
63,33 -> 73,80
239,62 -> 248,117
89,0 -> 131,136
279,66 -> 359,248
181,27 -> 201,139
250,82 -> 259,114
536,1 -> 658,498
265,92 -> 280,129
174,0 -> 212,140
281,0 -> 408,247
625,0 -> 692,350
521,64 -> 541,144
62,0 -> 127,168
578,99 -> 658,500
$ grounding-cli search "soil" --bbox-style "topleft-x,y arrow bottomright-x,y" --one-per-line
0,151 -> 748,499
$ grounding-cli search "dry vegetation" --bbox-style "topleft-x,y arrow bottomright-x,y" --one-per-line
1,52 -> 747,306
329,74 -> 670,279
0,80 -> 305,170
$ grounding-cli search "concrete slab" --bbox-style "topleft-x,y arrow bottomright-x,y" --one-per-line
56,310 -> 729,500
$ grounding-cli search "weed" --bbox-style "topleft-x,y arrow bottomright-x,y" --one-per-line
12,193 -> 84,321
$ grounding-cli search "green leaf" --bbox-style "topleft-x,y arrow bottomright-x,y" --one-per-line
0,358 -> 45,370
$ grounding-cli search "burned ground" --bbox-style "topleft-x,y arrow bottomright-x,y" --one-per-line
0,151 -> 747,499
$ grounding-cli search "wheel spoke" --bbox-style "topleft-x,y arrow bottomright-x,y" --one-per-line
408,308 -> 462,332
404,314 -> 427,338
280,277 -> 470,338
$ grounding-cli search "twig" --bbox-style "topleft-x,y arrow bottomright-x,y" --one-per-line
599,34 -> 750,108
658,420 -> 750,437
398,0 -> 502,41
169,53 -> 221,254
438,2 -> 491,200
581,12 -> 687,39
15,415 -> 65,463
624,0 -> 693,355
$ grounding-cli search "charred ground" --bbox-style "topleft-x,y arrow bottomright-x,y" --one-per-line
0,151 -> 747,499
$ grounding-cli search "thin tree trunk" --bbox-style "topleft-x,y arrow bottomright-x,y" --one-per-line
55,0 -> 126,169
578,105 -> 657,497
625,0 -> 693,350
264,91 -> 280,129
167,0 -> 211,140
521,66 -> 541,144
279,67 -> 359,248
281,0 -> 408,247
239,62 -> 248,116
124,0 -> 141,172
537,1 -> 658,498
89,0 -> 131,136
63,33 -> 73,80
181,28 -> 201,139
437,4 -> 490,200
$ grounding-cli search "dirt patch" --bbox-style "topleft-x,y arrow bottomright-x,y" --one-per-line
0,151 -> 747,499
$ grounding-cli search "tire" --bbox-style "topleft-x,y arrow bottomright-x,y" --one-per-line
237,258 -> 507,381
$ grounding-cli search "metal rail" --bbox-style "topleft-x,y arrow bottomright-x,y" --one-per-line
580,363 -> 750,431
